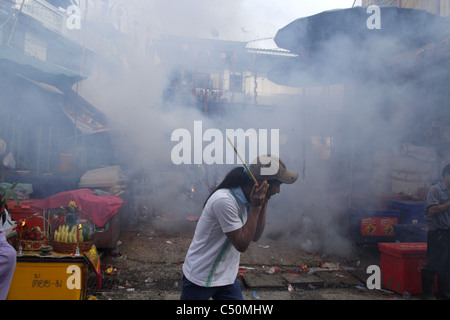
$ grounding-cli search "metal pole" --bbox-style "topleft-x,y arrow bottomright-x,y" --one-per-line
7,0 -> 26,46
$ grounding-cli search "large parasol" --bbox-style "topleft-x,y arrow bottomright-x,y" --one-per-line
268,7 -> 449,86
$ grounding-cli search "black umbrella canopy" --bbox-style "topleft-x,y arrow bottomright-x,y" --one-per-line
269,7 -> 449,87
275,7 -> 448,55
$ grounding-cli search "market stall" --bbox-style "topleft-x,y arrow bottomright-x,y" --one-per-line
23,188 -> 124,249
5,198 -> 105,300
7,246 -> 99,300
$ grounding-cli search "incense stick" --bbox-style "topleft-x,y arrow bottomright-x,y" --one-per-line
226,136 -> 258,185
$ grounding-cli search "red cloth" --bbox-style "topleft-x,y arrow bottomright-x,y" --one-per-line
25,189 -> 123,227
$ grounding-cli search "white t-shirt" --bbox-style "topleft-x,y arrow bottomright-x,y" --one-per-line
182,187 -> 249,287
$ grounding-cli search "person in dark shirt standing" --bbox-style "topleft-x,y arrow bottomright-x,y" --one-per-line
422,164 -> 450,300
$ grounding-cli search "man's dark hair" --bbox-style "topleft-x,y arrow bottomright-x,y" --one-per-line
442,164 -> 450,177
203,167 -> 253,207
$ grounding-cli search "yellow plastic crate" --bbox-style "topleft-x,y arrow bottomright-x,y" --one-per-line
7,256 -> 88,300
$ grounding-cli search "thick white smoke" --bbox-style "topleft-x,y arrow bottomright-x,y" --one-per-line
75,1 -> 446,257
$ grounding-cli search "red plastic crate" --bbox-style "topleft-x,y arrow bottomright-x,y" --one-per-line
8,202 -> 43,229
378,242 -> 436,295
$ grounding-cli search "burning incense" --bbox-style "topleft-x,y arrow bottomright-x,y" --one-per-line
226,136 -> 258,185
20,220 -> 25,239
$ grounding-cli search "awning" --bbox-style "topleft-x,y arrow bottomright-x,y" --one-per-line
274,7 -> 448,56
268,7 -> 449,87
58,90 -> 109,135
0,45 -> 85,88
7,71 -> 108,134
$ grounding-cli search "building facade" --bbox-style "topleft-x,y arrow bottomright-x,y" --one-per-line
0,0 -> 117,186
362,0 -> 450,16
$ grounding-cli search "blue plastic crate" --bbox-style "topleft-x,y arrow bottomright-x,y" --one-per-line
389,200 -> 426,224
394,223 -> 428,242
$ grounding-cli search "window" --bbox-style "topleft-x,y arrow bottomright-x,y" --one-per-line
229,74 -> 243,92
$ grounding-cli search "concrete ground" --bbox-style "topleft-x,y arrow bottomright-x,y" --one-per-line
86,217 -> 418,301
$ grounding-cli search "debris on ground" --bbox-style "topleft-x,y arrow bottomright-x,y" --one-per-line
85,219 -> 418,300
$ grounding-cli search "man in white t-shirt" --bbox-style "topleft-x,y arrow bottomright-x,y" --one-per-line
181,155 -> 298,300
